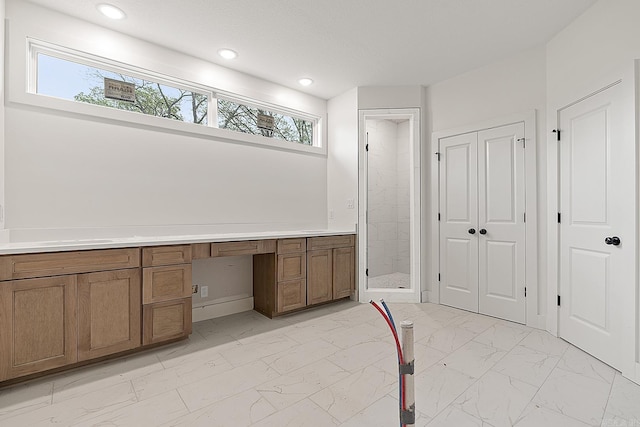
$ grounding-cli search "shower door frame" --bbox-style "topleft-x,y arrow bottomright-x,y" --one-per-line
358,108 -> 421,303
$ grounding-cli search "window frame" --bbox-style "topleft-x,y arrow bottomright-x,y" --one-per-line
25,38 -> 324,154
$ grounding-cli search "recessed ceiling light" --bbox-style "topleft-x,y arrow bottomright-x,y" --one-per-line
97,3 -> 126,20
218,49 -> 238,60
298,78 -> 313,87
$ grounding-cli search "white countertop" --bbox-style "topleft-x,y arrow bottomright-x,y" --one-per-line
0,229 -> 357,255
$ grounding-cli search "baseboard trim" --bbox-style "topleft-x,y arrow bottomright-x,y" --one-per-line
192,297 -> 254,322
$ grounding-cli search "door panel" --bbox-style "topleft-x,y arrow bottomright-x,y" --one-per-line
485,241 -> 517,299
570,109 -> 608,224
559,82 -> 633,370
439,132 -> 478,312
478,123 -> 526,323
569,248 -> 609,331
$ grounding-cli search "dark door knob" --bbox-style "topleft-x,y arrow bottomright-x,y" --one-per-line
468,228 -> 476,235
479,229 -> 487,235
605,236 -> 621,246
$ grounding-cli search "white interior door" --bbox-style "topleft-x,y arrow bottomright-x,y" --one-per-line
558,82 -> 634,371
439,123 -> 526,323
478,124 -> 526,323
439,132 -> 478,312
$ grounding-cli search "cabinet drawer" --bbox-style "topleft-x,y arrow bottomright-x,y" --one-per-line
0,248 -> 140,281
277,279 -> 306,313
143,298 -> 192,345
277,238 -> 306,254
142,245 -> 192,267
277,253 -> 306,282
143,264 -> 192,304
211,240 -> 276,257
191,243 -> 211,259
306,235 -> 355,251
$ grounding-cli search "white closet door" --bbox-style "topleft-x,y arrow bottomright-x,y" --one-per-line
558,82 -> 634,371
439,132 -> 478,312
477,123 -> 526,323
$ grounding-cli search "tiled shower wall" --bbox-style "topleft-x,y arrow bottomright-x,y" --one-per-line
366,119 -> 410,278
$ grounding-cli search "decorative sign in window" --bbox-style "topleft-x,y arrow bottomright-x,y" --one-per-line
104,78 -> 136,103
257,113 -> 275,131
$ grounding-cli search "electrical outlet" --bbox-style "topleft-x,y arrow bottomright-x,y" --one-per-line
192,284 -> 198,294
347,198 -> 355,209
329,210 -> 335,219
201,285 -> 209,298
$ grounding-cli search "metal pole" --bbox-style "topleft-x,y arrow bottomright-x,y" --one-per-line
401,320 -> 415,426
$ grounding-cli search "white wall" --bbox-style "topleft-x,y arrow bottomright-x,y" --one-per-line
425,46 -> 547,318
0,0 -> 6,238
358,86 -> 423,110
546,0 -> 640,103
4,1 -> 329,240
327,88 -> 358,230
545,0 -> 640,382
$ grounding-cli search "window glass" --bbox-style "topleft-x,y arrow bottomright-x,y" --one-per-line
217,99 -> 313,146
36,53 -> 208,124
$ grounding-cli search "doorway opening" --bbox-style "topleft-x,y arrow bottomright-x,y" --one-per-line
358,109 -> 421,303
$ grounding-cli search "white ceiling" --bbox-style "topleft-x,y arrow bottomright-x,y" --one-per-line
25,0 -> 597,99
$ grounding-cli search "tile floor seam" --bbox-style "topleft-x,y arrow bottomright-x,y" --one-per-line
602,372 -> 618,419
175,385 -> 192,415
531,366 -> 613,426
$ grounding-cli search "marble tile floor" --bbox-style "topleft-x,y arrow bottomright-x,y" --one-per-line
1,300 -> 640,426
367,272 -> 411,289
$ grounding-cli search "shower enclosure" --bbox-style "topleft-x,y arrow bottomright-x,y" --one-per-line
359,109 -> 421,303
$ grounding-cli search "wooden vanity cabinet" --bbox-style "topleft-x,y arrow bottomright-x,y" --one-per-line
141,245 -> 192,345
254,238 -> 307,317
306,235 -> 355,305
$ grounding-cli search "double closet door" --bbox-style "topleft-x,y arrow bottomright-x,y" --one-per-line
438,122 -> 526,323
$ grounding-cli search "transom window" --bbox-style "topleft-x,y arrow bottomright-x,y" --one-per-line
30,41 -> 319,148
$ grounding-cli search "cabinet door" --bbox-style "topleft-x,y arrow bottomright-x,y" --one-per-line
143,298 -> 192,345
333,247 -> 355,300
276,279 -> 306,313
77,269 -> 141,361
307,250 -> 332,305
0,276 -> 77,380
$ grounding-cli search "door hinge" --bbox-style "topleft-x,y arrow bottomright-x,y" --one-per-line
557,212 -> 561,224
523,212 -> 526,223
435,152 -> 441,161
366,268 -> 369,277
438,273 -> 441,282
557,295 -> 561,306
524,287 -> 527,297
365,144 -> 369,152
552,129 -> 561,141
438,213 -> 441,221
